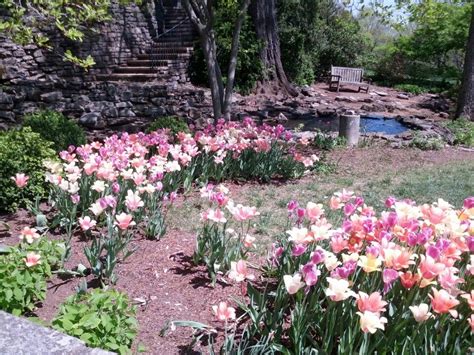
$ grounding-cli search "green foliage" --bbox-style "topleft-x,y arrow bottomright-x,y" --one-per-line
23,110 -> 86,152
312,132 -> 346,151
409,133 -> 444,151
52,289 -> 138,354
446,118 -> 474,147
278,0 -> 372,85
371,1 -> 471,91
0,127 -> 57,213
0,247 -> 51,316
393,84 -> 426,95
189,0 -> 263,94
146,116 -> 190,136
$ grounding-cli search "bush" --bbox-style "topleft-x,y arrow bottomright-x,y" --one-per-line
146,116 -> 190,136
0,247 -> 51,316
313,132 -> 346,151
409,133 -> 444,150
0,127 -> 57,213
446,118 -> 474,147
52,289 -> 138,354
23,110 -> 86,152
393,84 -> 427,95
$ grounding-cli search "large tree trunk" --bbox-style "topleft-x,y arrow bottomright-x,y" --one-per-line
456,5 -> 474,121
250,0 -> 298,96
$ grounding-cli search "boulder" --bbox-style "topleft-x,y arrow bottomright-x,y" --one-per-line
0,311 -> 112,355
79,112 -> 105,129
40,91 -> 63,103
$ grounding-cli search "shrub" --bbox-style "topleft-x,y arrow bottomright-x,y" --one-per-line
446,118 -> 474,147
393,84 -> 427,95
409,133 -> 444,150
146,116 -> 190,136
22,110 -> 86,152
52,289 -> 138,354
0,247 -> 51,316
0,127 -> 57,212
313,132 -> 346,151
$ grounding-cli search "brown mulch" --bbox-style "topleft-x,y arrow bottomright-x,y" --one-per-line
1,146 -> 473,354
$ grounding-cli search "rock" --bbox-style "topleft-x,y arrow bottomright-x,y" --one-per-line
277,113 -> 288,122
79,112 -> 105,129
360,103 -> 386,112
374,91 -> 388,97
40,91 -> 63,103
301,86 -> 313,97
439,112 -> 449,118
397,94 -> 410,100
0,110 -> 15,121
317,108 -> 337,117
335,96 -> 357,103
0,310 -> 112,354
0,92 -> 14,110
118,108 -> 136,117
418,96 -> 451,113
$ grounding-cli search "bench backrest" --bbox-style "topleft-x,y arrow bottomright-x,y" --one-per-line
331,66 -> 364,83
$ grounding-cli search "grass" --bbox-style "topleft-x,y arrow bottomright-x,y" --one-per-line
167,158 -> 474,252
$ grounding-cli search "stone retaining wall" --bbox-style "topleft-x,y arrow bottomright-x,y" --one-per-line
0,1 -> 196,129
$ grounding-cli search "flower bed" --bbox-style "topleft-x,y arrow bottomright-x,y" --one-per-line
174,190 -> 474,353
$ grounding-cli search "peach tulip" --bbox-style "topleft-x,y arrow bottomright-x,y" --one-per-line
325,277 -> 355,302
461,291 -> 474,311
429,288 -> 460,318
19,227 -> 40,244
212,302 -> 236,322
115,212 -> 136,230
419,255 -> 445,280
24,252 -> 41,267
228,260 -> 255,282
306,202 -> 324,221
357,311 -> 387,334
283,274 -> 305,295
78,216 -> 97,231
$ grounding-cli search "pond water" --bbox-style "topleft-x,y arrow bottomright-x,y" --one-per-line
283,115 -> 409,135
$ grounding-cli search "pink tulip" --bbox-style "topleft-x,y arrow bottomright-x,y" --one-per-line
306,202 -> 324,221
419,255 -> 445,280
78,216 -> 97,231
115,212 -> 136,230
429,288 -> 460,318
24,252 -> 41,267
356,292 -> 387,314
463,197 -> 474,209
468,314 -> 474,333
19,227 -> 40,244
228,260 -> 255,282
11,173 -> 29,188
212,302 -> 236,322
125,190 -> 144,212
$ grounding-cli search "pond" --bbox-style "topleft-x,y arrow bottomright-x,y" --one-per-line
284,115 -> 409,135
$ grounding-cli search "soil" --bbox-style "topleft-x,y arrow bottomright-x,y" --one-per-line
1,145 -> 473,354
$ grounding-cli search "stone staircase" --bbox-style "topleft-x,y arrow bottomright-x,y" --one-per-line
96,6 -> 196,84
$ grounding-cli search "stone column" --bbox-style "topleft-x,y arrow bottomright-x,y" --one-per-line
339,113 -> 360,146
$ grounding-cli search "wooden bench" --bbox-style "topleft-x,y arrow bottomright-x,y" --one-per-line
329,66 -> 369,93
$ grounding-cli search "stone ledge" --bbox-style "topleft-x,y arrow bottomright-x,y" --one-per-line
0,311 -> 113,355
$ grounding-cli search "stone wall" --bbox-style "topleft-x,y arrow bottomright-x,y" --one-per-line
0,1 -> 201,130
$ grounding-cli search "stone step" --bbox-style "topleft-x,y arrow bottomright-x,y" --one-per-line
96,73 -> 160,82
115,66 -> 158,74
127,59 -> 169,67
146,47 -> 190,54
151,40 -> 195,47
153,35 -> 195,42
137,53 -> 190,60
